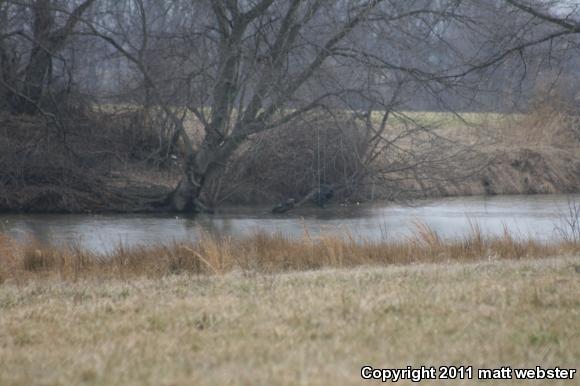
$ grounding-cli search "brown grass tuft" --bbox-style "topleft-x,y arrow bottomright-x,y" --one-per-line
1,224 -> 578,283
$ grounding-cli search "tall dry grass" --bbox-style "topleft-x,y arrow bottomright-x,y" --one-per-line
496,98 -> 580,149
1,223 -> 578,283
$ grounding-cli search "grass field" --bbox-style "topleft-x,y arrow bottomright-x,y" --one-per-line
1,256 -> 579,385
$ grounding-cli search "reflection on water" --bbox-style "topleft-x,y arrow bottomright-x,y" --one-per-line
0,194 -> 578,253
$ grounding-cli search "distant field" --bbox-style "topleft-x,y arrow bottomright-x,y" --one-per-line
0,257 -> 578,385
384,110 -> 521,126
99,103 -> 520,128
97,103 -> 547,150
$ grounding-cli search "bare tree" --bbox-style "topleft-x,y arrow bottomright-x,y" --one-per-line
82,0 -> 487,212
0,0 -> 97,113
2,0 -> 580,213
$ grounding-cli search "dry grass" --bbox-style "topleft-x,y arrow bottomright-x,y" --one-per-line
1,224 -> 579,283
2,104 -> 578,211
0,256 -> 579,385
491,105 -> 580,149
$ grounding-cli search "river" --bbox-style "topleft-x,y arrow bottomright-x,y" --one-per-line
0,194 -> 578,253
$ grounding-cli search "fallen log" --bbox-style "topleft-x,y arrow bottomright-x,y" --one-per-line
271,184 -> 334,214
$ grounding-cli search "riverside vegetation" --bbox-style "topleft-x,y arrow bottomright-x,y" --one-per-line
1,223 -> 580,385
2,0 -> 580,214
1,222 -> 580,282
1,2 -> 580,384
1,102 -> 579,213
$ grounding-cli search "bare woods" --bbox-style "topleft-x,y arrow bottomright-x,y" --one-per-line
1,0 -> 580,213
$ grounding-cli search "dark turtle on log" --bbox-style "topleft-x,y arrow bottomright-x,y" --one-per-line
313,184 -> 334,208
271,184 -> 335,214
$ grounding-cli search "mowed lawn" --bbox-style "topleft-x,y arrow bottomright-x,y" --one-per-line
0,256 -> 579,386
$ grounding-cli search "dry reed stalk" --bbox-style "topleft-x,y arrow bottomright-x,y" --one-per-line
1,224 -> 578,283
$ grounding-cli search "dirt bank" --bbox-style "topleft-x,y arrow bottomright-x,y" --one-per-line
480,147 -> 580,195
0,111 -> 177,213
1,110 -> 579,213
427,146 -> 580,197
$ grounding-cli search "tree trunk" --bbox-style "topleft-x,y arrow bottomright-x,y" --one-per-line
166,159 -> 204,212
14,0 -> 97,113
0,43 -> 10,109
165,145 -> 217,213
19,47 -> 52,113
164,134 -> 242,213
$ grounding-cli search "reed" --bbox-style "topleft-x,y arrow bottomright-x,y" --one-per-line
1,222 -> 578,283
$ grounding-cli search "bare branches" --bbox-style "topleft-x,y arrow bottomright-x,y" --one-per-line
505,0 -> 580,32
3,0 -> 580,211
0,0 -> 97,112
51,0 -> 98,49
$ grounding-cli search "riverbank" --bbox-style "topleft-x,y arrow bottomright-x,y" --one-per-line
1,142 -> 578,214
1,256 -> 579,385
1,109 -> 579,214
1,225 -> 579,283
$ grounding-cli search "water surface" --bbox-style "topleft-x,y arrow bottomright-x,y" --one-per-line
1,194 -> 577,253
